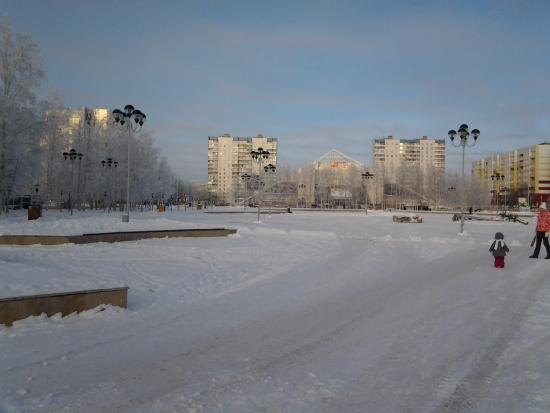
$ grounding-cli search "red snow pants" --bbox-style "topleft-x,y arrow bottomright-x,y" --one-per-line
494,256 -> 505,268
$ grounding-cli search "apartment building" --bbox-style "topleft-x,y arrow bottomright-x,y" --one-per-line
49,107 -> 110,136
373,136 -> 445,205
207,133 -> 278,203
472,143 -> 550,206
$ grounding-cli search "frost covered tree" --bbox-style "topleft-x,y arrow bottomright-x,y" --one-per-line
0,18 -> 45,211
0,20 -> 178,211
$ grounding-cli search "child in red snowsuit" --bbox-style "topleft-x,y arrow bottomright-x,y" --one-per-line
489,232 -> 509,268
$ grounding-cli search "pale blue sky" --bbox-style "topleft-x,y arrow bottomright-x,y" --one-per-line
2,0 -> 550,181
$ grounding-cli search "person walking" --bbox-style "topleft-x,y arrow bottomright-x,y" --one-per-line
529,202 -> 550,259
490,232 -> 509,268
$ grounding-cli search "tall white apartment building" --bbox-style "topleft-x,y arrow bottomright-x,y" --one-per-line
207,133 -> 278,203
373,136 -> 445,205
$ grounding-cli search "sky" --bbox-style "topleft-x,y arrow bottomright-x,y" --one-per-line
1,0 -> 550,182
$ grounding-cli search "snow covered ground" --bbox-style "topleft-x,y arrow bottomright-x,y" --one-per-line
1,209 -> 550,412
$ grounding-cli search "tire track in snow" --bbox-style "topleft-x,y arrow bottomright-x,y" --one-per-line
431,261 -> 548,413
125,240 -> 489,412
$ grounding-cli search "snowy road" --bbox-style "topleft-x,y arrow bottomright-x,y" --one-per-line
2,211 -> 550,412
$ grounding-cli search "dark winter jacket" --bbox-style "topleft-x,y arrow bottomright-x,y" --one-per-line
489,232 -> 509,257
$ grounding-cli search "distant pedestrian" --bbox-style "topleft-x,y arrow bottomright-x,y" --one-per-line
490,232 -> 509,268
529,202 -> 550,259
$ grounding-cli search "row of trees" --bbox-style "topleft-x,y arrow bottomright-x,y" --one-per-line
0,19 -> 177,212
233,163 -> 491,210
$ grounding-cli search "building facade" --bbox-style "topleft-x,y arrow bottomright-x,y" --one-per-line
207,133 -> 278,203
373,136 -> 445,207
54,107 -> 110,136
472,143 -> 550,207
310,149 -> 365,208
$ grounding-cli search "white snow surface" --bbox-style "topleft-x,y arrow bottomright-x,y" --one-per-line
1,209 -> 550,412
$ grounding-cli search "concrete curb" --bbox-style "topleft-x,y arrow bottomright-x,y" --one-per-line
0,228 -> 237,246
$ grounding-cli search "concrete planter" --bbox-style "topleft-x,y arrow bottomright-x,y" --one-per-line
0,287 -> 129,327
0,228 -> 237,246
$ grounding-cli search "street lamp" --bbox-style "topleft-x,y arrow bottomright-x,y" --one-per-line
491,172 -> 505,211
101,157 -> 118,211
264,163 -> 276,214
361,172 -> 374,215
241,173 -> 252,210
112,104 -> 146,222
448,124 -> 480,233
250,147 -> 271,222
298,183 -> 306,207
501,186 -> 510,211
62,149 -> 83,215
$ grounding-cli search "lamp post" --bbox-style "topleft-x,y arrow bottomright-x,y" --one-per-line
62,149 -> 83,216
112,105 -> 146,223
448,124 -> 480,234
448,186 -> 456,208
264,163 -> 276,215
250,147 -> 270,222
362,172 -> 374,215
101,157 -> 118,211
241,173 -> 251,210
298,183 -> 306,207
32,183 -> 40,211
491,172 -> 505,211
502,186 -> 510,211
33,183 -> 40,201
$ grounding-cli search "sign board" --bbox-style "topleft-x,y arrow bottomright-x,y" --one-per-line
330,188 -> 352,199
330,161 -> 350,170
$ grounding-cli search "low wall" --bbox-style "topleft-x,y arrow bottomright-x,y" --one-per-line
0,235 -> 70,245
204,211 -> 287,214
0,228 -> 237,246
0,287 -> 128,327
76,228 -> 237,243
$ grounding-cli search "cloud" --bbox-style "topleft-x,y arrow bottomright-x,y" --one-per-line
6,0 -> 550,182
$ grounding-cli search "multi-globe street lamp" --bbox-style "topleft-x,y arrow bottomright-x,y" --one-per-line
361,171 -> 375,215
250,147 -> 271,222
62,149 -> 83,215
112,105 -> 146,223
241,173 -> 252,210
491,172 -> 505,211
264,163 -> 276,214
448,186 -> 456,207
101,157 -> 118,211
101,157 -> 119,168
448,124 -> 480,234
